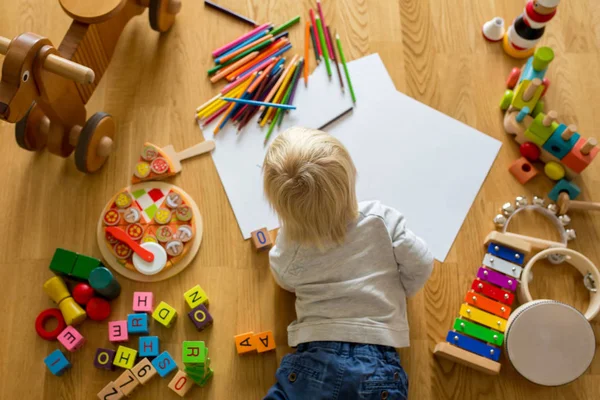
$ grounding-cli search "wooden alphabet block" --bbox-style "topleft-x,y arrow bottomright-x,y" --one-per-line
459,304 -> 507,332
464,291 -> 511,319
114,370 -> 139,397
127,313 -> 149,334
471,279 -> 514,305
49,248 -> 77,276
561,137 -> 598,173
251,228 -> 273,252
44,349 -> 71,376
138,336 -> 160,357
94,348 -> 116,370
483,231 -> 531,254
486,242 -> 525,265
97,381 -> 125,400
183,285 -> 209,309
235,332 -> 256,354
509,157 -> 538,184
108,321 -> 128,343
168,370 -> 194,397
434,342 -> 500,375
445,331 -> 501,361
133,292 -> 154,313
152,301 -> 178,328
57,326 -> 85,352
151,351 -> 177,377
182,341 -> 206,365
131,358 -> 158,385
113,346 -> 137,370
254,331 -> 276,353
188,305 -> 213,331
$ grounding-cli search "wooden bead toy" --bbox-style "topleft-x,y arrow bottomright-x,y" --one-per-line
57,326 -> 85,352
183,285 -> 209,309
94,348 -> 116,370
139,336 -> 160,357
548,179 -> 581,202
87,297 -> 111,321
114,370 -> 139,397
89,266 -> 121,300
35,308 -> 66,341
127,313 -> 149,334
235,332 -> 256,355
44,349 -> 71,376
544,160 -> 565,180
43,276 -> 87,325
151,351 -> 177,377
251,227 -> 273,251
131,358 -> 158,385
508,157 -> 538,184
72,283 -> 95,305
97,381 -> 125,400
49,248 -> 77,276
188,304 -> 213,331
519,141 -> 540,161
254,331 -> 276,353
152,301 -> 178,328
133,292 -> 154,313
108,321 -> 128,343
113,346 -> 137,370
168,370 -> 194,397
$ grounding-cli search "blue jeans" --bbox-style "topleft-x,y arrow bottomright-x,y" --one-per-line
264,342 -> 408,400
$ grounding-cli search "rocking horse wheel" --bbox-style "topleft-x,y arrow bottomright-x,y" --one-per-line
15,102 -> 48,151
149,0 -> 180,32
75,112 -> 115,173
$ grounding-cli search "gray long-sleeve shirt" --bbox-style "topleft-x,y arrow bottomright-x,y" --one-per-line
269,201 -> 434,348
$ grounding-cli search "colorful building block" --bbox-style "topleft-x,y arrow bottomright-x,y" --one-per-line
509,157 -> 538,184
71,254 -> 101,280
43,276 -> 87,326
519,141 -> 540,161
548,179 -> 581,202
152,351 -> 178,377
57,326 -> 85,352
198,368 -> 214,387
544,161 -> 565,180
518,55 -> 548,84
524,112 -> 559,146
561,137 -> 599,173
446,331 -> 501,361
254,331 -> 276,353
188,305 -> 213,331
87,297 -> 111,321
139,336 -> 160,358
459,304 -> 507,332
471,279 -> 514,306
477,267 -> 518,291
114,370 -> 139,397
464,291 -> 511,319
108,321 -> 128,343
127,313 -> 149,334
113,346 -> 137,369
453,318 -> 504,346
168,370 -> 194,397
89,267 -> 121,300
49,248 -> 77,276
44,349 -> 71,376
131,358 -> 158,385
152,301 -> 178,328
235,332 -> 256,354
182,341 -> 206,365
251,228 -> 273,251
542,124 -> 579,159
511,79 -> 544,110
97,381 -> 124,400
94,348 -> 116,370
487,242 -> 525,265
35,308 -> 66,341
133,292 -> 154,313
183,285 -> 209,309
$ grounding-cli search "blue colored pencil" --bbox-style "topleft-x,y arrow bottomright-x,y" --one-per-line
222,97 -> 297,110
272,58 -> 285,73
238,44 -> 292,79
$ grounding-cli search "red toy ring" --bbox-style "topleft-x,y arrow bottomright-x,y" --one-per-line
35,308 -> 66,341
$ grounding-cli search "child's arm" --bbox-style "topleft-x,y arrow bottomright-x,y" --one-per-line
268,229 -> 298,292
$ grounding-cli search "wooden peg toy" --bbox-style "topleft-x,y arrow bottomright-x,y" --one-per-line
127,313 -> 149,334
139,336 -> 160,358
43,276 -> 87,325
542,124 -> 580,159
183,285 -> 209,309
254,331 -> 276,353
97,381 -> 125,400
512,79 -> 544,110
188,304 -> 213,331
0,0 -> 181,173
94,348 -> 116,370
235,332 -> 257,355
133,292 -> 154,313
57,326 -> 85,352
108,321 -> 128,343
152,301 -> 178,328
44,349 -> 71,376
548,179 -> 581,202
113,346 -> 137,370
251,228 -> 273,251
433,342 -> 500,375
131,358 -> 158,385
48,248 -> 77,276
151,351 -> 177,377
524,111 -> 558,146
89,266 -> 121,300
561,137 -> 599,173
557,192 -> 600,215
168,370 -> 195,397
114,370 -> 139,397
35,308 -> 66,341
509,157 -> 538,184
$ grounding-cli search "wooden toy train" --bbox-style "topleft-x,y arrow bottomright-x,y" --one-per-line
499,46 -> 597,202
0,0 -> 181,173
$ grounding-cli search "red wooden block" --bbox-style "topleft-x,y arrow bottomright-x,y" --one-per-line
87,297 -> 111,321
72,283 -> 95,305
561,137 -> 599,173
509,157 -> 538,184
520,142 -> 540,161
471,279 -> 514,306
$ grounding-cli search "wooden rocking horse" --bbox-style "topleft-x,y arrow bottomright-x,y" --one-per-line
0,0 -> 181,173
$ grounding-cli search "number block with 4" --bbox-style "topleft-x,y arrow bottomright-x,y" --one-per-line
251,228 -> 273,252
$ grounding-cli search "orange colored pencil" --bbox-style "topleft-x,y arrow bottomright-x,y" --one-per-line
210,51 -> 259,83
225,39 -> 288,81
257,55 -> 298,117
219,34 -> 273,64
248,60 -> 277,93
304,21 -> 310,87
260,57 -> 298,127
214,74 -> 254,135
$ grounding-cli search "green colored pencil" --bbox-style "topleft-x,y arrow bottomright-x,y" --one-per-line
315,17 -> 331,77
271,15 -> 301,36
264,60 -> 300,145
336,34 -> 355,103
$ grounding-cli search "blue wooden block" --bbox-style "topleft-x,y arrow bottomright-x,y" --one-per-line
139,336 -> 160,357
44,349 -> 71,376
487,242 -> 525,265
151,351 -> 177,377
548,179 -> 581,202
542,124 -> 580,160
127,313 -> 149,334
518,57 -> 547,84
446,331 -> 501,361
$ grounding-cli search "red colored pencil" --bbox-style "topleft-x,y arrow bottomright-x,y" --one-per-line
317,0 -> 334,56
309,9 -> 322,57
201,104 -> 229,127
225,39 -> 289,81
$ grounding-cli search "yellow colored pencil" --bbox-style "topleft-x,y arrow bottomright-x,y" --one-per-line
257,55 -> 298,116
196,93 -> 221,114
214,76 -> 254,134
197,83 -> 248,120
265,60 -> 298,124
260,57 -> 298,127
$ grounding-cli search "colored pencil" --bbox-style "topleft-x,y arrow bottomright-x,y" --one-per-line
309,24 -> 320,64
327,26 -> 344,93
196,93 -> 221,113
336,34 -> 356,103
202,104 -> 229,127
279,59 -> 303,127
304,21 -> 310,86
236,44 -> 291,80
270,15 -> 301,36
212,23 -> 270,58
315,17 -> 331,77
287,59 -> 304,110
210,51 -> 259,83
260,57 -> 298,126
234,72 -> 272,125
204,0 -> 257,27
237,69 -> 282,132
309,9 -> 322,57
225,40 -> 289,80
318,106 -> 353,130
199,82 -> 248,120
216,34 -> 273,64
317,0 -> 334,56
257,55 -> 298,116
265,64 -> 298,144
272,58 -> 285,73
214,74 -> 254,134
248,62 -> 276,93
218,27 -> 272,59
222,98 -> 296,110
219,36 -> 276,67
220,66 -> 263,94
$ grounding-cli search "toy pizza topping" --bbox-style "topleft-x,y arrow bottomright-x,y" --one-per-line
126,223 -> 144,241
134,162 -> 151,179
166,192 -> 183,209
113,242 -> 132,259
156,226 -> 174,243
177,225 -> 194,242
115,191 -> 133,208
123,208 -> 141,224
106,230 -> 119,244
166,240 -> 184,256
103,209 -> 120,226
150,157 -> 170,175
141,145 -> 159,161
175,205 -> 193,221
142,235 -> 158,244
154,208 -> 172,224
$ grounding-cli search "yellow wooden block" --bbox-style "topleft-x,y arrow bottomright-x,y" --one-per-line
183,285 -> 209,309
512,80 -> 544,111
152,301 -> 178,328
114,370 -> 139,396
113,346 -> 138,370
168,370 -> 194,397
234,332 -> 256,355
459,304 -> 507,332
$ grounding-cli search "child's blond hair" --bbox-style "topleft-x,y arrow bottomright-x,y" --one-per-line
263,127 -> 358,248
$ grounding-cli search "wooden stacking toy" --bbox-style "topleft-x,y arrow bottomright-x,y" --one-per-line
43,276 -> 87,325
503,0 -> 560,58
181,341 -> 214,389
0,0 -> 181,173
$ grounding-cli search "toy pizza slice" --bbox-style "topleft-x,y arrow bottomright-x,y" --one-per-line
132,141 -> 216,184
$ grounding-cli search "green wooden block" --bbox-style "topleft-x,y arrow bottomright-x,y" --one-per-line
198,368 -> 213,387
49,248 -> 77,275
71,254 -> 101,280
182,341 -> 206,365
527,113 -> 558,142
511,80 -> 544,111
453,318 -> 504,346
524,129 -> 548,147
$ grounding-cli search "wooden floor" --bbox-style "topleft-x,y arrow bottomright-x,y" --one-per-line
1,0 -> 599,399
